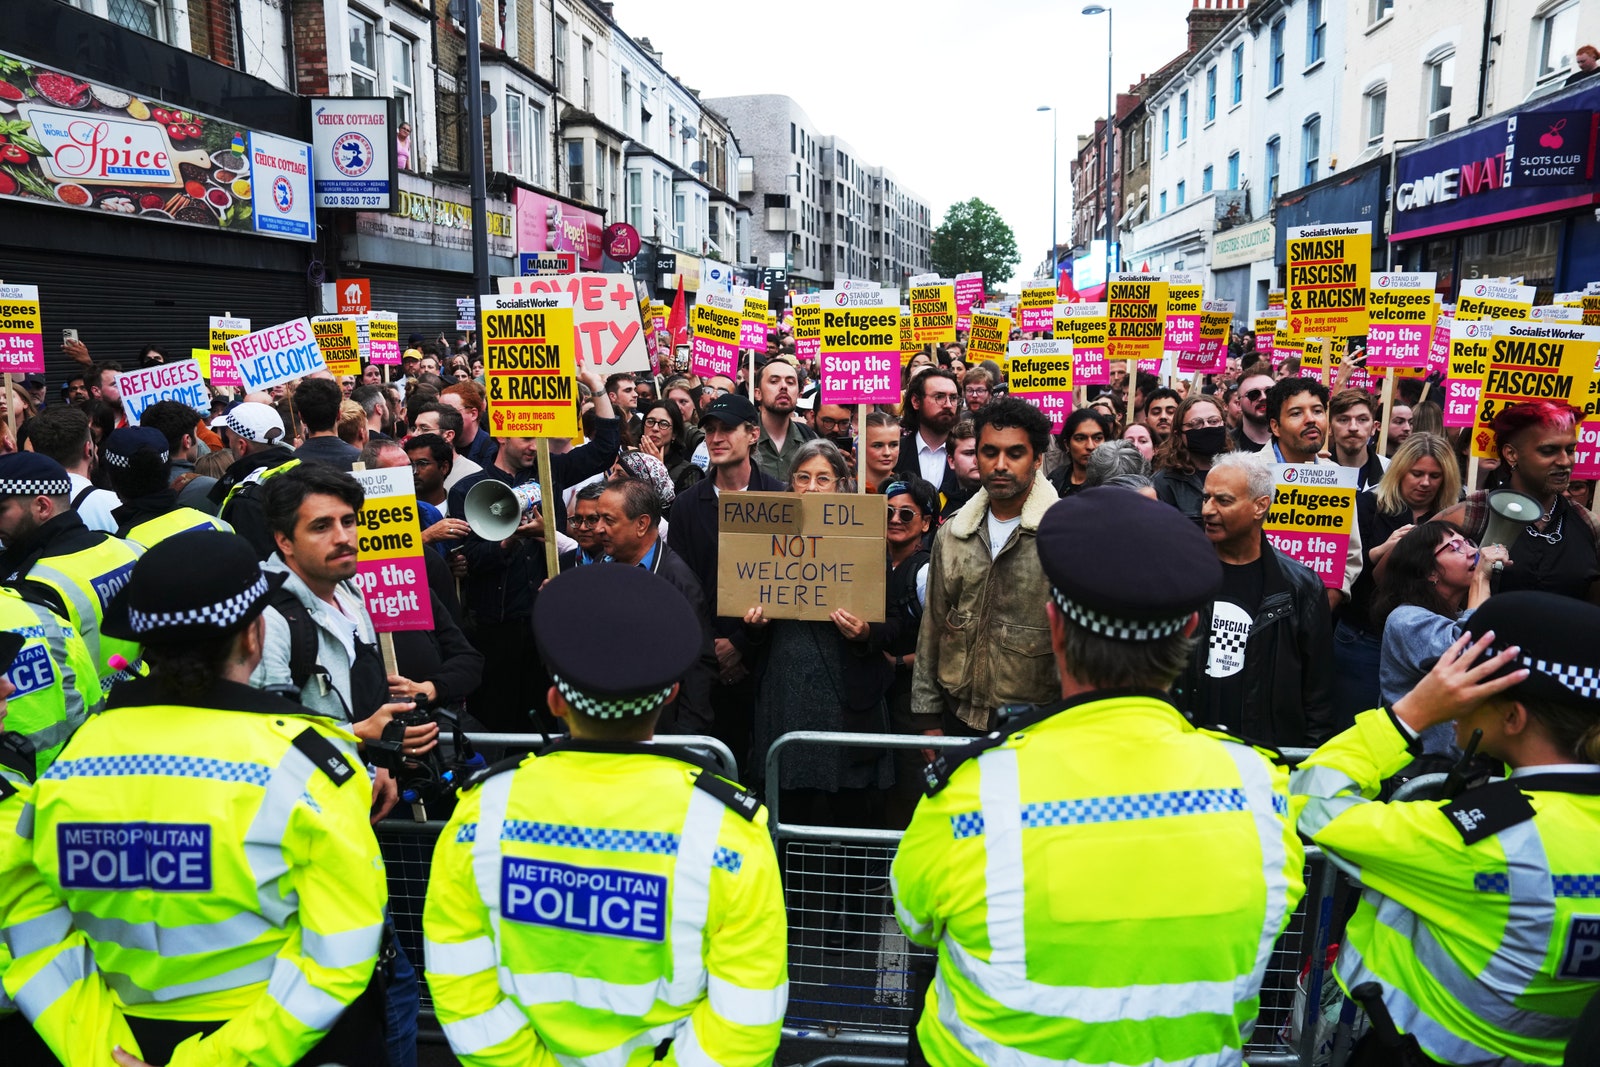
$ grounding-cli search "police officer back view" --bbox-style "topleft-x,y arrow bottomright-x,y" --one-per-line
4,531 -> 388,1066
892,487 -> 1306,1064
100,427 -> 233,548
424,564 -> 787,1065
1295,591 -> 1600,1065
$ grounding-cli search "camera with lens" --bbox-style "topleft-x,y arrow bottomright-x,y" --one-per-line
369,696 -> 484,820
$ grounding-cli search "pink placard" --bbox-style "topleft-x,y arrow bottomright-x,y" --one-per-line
1267,530 -> 1352,589
739,318 -> 767,351
0,284 -> 43,374
1255,331 -> 1274,358
1137,357 -> 1163,376
1165,312 -> 1200,353
690,334 -> 737,380
1428,316 -> 1452,377
1442,379 -> 1480,428
820,349 -> 898,404
209,351 -> 243,388
1366,323 -> 1431,368
354,559 -> 434,631
955,273 -> 984,332
368,339 -> 399,366
1575,419 -> 1600,480
1019,306 -> 1053,331
795,336 -> 819,361
1074,346 -> 1108,386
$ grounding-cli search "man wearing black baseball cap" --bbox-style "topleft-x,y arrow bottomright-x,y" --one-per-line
666,392 -> 786,757
1296,591 -> 1600,1065
893,487 -> 1305,1064
423,564 -> 785,1065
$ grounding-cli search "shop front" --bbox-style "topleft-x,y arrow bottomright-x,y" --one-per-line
1273,157 -> 1387,282
516,186 -> 604,272
0,4 -> 315,385
1391,79 -> 1600,300
1208,218 -> 1275,320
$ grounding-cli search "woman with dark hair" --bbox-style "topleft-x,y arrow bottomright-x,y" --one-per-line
880,476 -> 937,828
1374,519 -> 1509,749
637,397 -> 702,492
1151,393 -> 1234,523
1047,407 -> 1112,499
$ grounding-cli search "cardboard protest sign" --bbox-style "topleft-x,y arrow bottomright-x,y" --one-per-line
967,309 -> 1011,361
819,289 -> 899,404
1018,279 -> 1057,331
229,318 -> 326,393
793,295 -> 821,361
1057,302 -> 1108,385
954,272 -> 984,331
1455,282 -> 1535,322
1286,223 -> 1371,338
1366,273 -> 1437,369
1177,300 -> 1234,375
311,315 -> 361,377
118,360 -> 208,423
738,286 -> 770,353
1164,272 -> 1204,352
368,312 -> 400,366
350,467 -> 434,632
480,291 -> 577,438
910,278 -> 957,345
497,273 -> 650,373
716,491 -> 886,622
690,293 -> 740,380
1472,321 -> 1600,456
1007,340 -> 1073,430
1266,464 -> 1357,590
1444,319 -> 1493,429
1108,274 -> 1169,364
0,285 -> 43,374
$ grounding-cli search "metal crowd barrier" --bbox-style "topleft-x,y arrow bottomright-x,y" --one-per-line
766,735 -> 1342,1067
376,732 -> 738,1032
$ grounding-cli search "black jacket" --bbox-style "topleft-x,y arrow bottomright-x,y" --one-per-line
649,542 -> 718,735
447,417 -> 622,623
1172,537 -> 1338,747
665,464 -> 786,655
895,431 -> 960,501
1152,467 -> 1206,526
294,434 -> 361,472
388,591 -> 485,707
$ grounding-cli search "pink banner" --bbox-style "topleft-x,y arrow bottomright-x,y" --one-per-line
354,559 -> 434,630
515,188 -> 604,271
209,351 -> 243,388
1267,530 -> 1352,589
955,273 -> 984,332
1428,315 -> 1452,377
0,284 -> 43,374
1137,357 -> 1163,376
1074,346 -> 1108,386
1019,306 -> 1053,331
1442,379 -> 1480,428
740,319 -> 767,351
1255,331 -> 1274,358
795,337 -> 819,361
690,335 -> 737,380
1577,418 -> 1600,480
1366,323 -> 1431,369
1165,312 -> 1200,352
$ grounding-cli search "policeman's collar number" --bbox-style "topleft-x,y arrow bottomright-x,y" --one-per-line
58,822 -> 212,892
501,857 -> 666,942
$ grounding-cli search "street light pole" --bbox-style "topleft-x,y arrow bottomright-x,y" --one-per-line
1083,5 -> 1115,279
1037,105 -> 1056,282
464,0 -> 491,301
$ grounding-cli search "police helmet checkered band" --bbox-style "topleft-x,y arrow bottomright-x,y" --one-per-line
103,448 -> 170,469
128,573 -> 269,634
552,672 -> 674,720
1051,586 -> 1190,641
224,410 -> 252,439
0,477 -> 71,497
1521,655 -> 1600,700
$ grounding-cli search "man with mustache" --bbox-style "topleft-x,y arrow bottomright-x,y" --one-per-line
752,355 -> 815,481
1265,376 -> 1364,613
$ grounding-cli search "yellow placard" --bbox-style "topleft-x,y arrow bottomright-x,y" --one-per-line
191,347 -> 212,378
1266,288 -> 1286,310
482,293 -> 578,438
310,315 -> 361,376
1455,282 -> 1535,322
1273,324 -> 1304,365
1107,273 -> 1169,363
1582,294 -> 1600,327
1299,337 -> 1327,376
1285,223 -> 1371,337
1264,463 -> 1358,589
793,302 -> 821,342
1017,283 -> 1057,331
900,309 -> 920,365
1478,321 -> 1600,439
909,282 -> 957,345
967,309 -> 1011,360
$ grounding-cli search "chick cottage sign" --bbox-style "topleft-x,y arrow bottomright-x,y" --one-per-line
1391,85 -> 1599,242
310,97 -> 397,210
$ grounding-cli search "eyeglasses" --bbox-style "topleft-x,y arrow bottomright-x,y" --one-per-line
1243,389 -> 1268,401
964,386 -> 990,396
792,472 -> 837,488
569,514 -> 601,528
886,505 -> 922,524
642,417 -> 674,430
1434,536 -> 1477,558
1183,416 -> 1226,430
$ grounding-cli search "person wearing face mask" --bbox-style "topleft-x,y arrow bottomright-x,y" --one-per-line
1152,395 -> 1234,525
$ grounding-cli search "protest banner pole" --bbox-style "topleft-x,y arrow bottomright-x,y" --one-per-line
1377,368 -> 1395,456
1418,379 -> 1432,405
3,373 -> 12,441
536,438 -> 560,578
748,348 -> 756,402
857,405 -> 868,491
1125,358 -> 1136,428
1466,453 -> 1480,493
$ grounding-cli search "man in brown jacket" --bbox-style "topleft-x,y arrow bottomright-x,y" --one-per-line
912,397 -> 1061,736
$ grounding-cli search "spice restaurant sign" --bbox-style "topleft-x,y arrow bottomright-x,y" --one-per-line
0,48 -> 312,241
357,172 -> 514,257
1392,84 -> 1599,242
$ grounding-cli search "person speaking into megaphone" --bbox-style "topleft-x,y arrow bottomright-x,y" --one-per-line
447,368 -> 621,735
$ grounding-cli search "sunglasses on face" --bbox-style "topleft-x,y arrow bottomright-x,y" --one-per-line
1434,536 -> 1477,558
1244,389 -> 1268,401
886,505 -> 923,524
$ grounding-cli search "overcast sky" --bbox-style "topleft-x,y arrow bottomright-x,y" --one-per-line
610,0 -> 1190,287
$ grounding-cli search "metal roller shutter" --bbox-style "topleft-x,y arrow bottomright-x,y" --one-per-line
4,249 -> 311,391
360,266 -> 477,349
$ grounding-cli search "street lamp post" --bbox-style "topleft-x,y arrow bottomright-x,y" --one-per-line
1037,106 -> 1056,284
1083,5 -> 1114,280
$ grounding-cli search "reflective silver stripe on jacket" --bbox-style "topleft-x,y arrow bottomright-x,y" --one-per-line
26,564 -> 101,665
10,943 -> 97,1020
1,904 -> 72,959
439,999 -> 527,1056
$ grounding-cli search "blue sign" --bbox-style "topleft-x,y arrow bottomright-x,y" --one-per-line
58,822 -> 212,891
6,643 -> 54,698
501,857 -> 667,942
1392,82 -> 1599,242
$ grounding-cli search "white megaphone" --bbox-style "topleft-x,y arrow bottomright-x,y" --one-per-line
463,479 -> 543,541
1482,488 -> 1541,572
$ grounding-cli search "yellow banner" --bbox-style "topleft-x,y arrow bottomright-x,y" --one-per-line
1583,294 -> 1600,327
310,315 -> 361,377
900,309 -> 920,365
1107,274 -> 1168,364
191,347 -> 212,378
793,302 -> 821,341
482,293 -> 578,438
967,309 -> 1011,360
909,282 -> 957,345
1479,321 -> 1600,435
1455,282 -> 1535,321
1285,223 -> 1371,337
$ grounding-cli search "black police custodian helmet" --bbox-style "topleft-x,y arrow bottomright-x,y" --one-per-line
534,564 -> 702,719
1465,592 -> 1600,712
102,530 -> 287,645
1037,487 -> 1222,640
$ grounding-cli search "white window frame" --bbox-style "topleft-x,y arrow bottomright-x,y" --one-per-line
566,138 -> 586,202
1269,18 -> 1286,89
504,90 -> 525,178
1365,85 -> 1387,148
348,9 -> 380,98
1306,0 -> 1325,66
1302,115 -> 1321,184
1227,151 -> 1240,189
628,169 -> 643,231
1369,0 -> 1394,25
1231,44 -> 1245,104
529,103 -> 546,186
500,0 -> 518,58
1265,136 -> 1281,200
1202,166 -> 1213,193
581,38 -> 594,111
1534,2 -> 1580,85
104,0 -> 169,42
1425,52 -> 1455,137
389,33 -> 416,131
554,16 -> 569,96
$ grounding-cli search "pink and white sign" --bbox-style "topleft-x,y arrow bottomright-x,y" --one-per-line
1176,299 -> 1234,374
1367,322 -> 1431,369
208,351 -> 243,388
1164,272 -> 1204,353
954,271 -> 984,331
1060,303 -> 1109,386
349,468 -> 434,633
367,311 -> 400,367
497,273 -> 650,373
690,293 -> 740,380
1575,419 -> 1600,480
819,289 -> 899,404
515,188 -> 604,271
1444,319 -> 1493,429
0,284 -> 43,374
1428,314 -> 1452,378
1266,463 -> 1357,590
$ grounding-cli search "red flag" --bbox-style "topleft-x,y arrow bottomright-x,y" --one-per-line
1057,270 -> 1081,302
1140,260 -> 1151,272
668,277 -> 688,349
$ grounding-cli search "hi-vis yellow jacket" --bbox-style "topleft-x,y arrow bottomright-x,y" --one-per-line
424,746 -> 787,1067
4,678 -> 385,1067
892,691 -> 1305,1066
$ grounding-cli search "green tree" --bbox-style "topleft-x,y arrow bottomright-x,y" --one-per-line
929,198 -> 1020,283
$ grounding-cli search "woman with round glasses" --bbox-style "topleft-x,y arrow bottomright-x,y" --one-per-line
637,398 -> 702,492
1373,519 -> 1509,750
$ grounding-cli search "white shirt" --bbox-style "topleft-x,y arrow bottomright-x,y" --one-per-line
986,511 -> 1023,560
442,453 -> 483,493
915,431 -> 947,488
68,473 -> 120,534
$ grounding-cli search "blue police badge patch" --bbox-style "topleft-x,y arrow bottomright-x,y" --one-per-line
6,643 -> 54,697
1559,915 -> 1600,980
501,857 -> 667,942
90,562 -> 136,611
58,822 -> 212,891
